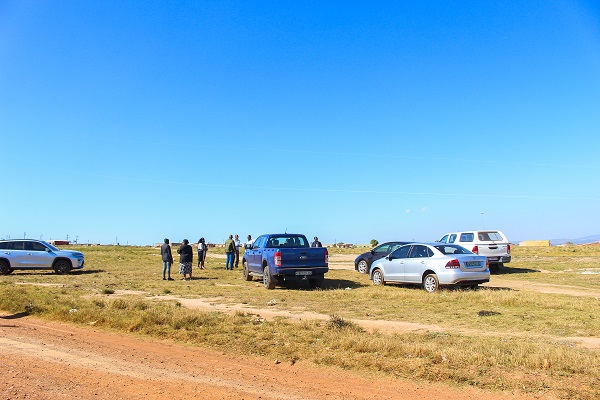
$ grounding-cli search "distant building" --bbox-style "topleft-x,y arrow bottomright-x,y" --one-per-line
49,240 -> 70,246
519,240 -> 550,247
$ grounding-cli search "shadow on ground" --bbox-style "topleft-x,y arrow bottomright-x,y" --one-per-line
493,266 -> 540,275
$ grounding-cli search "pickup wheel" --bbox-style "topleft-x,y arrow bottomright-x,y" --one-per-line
309,277 -> 324,289
54,259 -> 71,275
263,266 -> 276,290
489,263 -> 502,274
242,260 -> 252,281
356,259 -> 368,274
371,269 -> 385,286
0,260 -> 13,275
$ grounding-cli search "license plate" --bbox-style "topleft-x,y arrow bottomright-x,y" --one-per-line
466,261 -> 481,267
295,271 -> 312,276
488,257 -> 498,261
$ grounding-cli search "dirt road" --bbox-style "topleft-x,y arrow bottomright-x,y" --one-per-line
0,315 -> 535,400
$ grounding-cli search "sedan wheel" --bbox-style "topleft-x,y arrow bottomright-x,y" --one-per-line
423,273 -> 439,293
357,259 -> 368,274
371,269 -> 385,286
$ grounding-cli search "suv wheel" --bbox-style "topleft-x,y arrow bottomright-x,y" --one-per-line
54,260 -> 71,275
0,260 -> 13,275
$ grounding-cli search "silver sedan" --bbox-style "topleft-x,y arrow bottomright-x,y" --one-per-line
369,243 -> 489,292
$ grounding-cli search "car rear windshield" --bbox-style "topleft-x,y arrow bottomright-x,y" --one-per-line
434,245 -> 473,255
477,232 -> 504,241
266,236 -> 309,248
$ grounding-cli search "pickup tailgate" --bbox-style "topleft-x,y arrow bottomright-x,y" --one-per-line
478,242 -> 509,260
279,248 -> 327,269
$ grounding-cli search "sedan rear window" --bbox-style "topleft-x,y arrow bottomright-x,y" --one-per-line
434,245 -> 473,255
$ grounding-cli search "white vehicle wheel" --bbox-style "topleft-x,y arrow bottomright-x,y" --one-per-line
423,273 -> 439,293
372,269 -> 385,286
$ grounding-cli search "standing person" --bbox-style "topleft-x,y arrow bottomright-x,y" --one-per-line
177,239 -> 193,280
224,235 -> 236,270
234,234 -> 241,268
246,234 -> 253,246
160,238 -> 174,280
197,237 -> 207,269
311,236 -> 322,248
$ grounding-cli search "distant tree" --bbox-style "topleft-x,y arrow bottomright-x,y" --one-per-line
370,239 -> 379,247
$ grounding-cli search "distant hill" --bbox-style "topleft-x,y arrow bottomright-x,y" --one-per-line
549,235 -> 600,246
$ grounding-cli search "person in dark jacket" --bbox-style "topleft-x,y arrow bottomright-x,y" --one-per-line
224,235 -> 236,270
160,238 -> 174,280
177,239 -> 193,281
311,237 -> 322,248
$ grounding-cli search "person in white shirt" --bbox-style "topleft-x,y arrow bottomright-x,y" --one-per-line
234,234 -> 241,268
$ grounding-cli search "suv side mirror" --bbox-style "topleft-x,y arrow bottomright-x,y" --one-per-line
244,243 -> 252,250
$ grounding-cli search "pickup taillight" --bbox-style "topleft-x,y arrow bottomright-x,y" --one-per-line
324,248 -> 328,265
274,251 -> 282,267
507,244 -> 511,254
445,259 -> 460,269
472,245 -> 479,254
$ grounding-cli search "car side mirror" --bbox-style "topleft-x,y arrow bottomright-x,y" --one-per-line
244,243 -> 252,250
46,248 -> 52,252
387,255 -> 393,260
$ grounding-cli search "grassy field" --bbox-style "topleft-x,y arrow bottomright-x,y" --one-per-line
1,244 -> 599,399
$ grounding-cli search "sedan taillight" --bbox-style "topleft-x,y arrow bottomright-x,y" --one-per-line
472,245 -> 479,254
445,259 -> 460,269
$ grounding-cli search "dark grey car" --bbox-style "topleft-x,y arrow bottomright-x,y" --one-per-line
354,241 -> 412,274
0,239 -> 85,275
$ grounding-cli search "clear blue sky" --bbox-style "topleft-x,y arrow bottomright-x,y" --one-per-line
1,1 -> 599,245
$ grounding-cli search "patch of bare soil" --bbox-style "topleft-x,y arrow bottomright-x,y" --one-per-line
0,315 -> 535,400
482,278 -> 600,298
141,294 -> 599,350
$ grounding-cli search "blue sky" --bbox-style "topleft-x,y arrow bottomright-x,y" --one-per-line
1,1 -> 599,245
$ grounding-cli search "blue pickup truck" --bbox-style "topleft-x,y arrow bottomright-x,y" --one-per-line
242,233 -> 329,289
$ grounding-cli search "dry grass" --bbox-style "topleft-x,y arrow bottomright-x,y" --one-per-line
1,244 -> 600,399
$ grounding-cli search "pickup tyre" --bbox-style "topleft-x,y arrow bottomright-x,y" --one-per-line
263,265 -> 277,289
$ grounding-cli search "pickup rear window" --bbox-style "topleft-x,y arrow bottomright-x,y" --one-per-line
266,236 -> 309,248
478,232 -> 504,241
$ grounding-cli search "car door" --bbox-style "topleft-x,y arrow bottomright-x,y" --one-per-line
25,241 -> 54,268
247,236 -> 265,272
403,245 -> 432,282
381,245 -> 411,281
4,241 -> 28,268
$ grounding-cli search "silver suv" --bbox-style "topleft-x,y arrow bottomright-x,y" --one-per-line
0,239 -> 85,275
